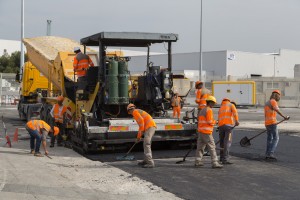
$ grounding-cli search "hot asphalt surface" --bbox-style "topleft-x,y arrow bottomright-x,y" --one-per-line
1,106 -> 300,200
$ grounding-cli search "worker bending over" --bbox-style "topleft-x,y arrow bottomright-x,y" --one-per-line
195,81 -> 209,116
171,93 -> 182,119
264,90 -> 289,161
73,47 -> 94,81
50,96 -> 67,147
218,98 -> 239,164
127,104 -> 156,168
25,120 -> 59,157
195,96 -> 223,168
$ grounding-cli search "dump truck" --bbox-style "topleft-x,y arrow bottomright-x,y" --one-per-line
17,61 -> 49,121
23,33 -> 197,153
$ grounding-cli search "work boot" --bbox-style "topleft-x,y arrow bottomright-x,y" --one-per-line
142,163 -> 155,168
50,144 -> 54,148
194,160 -> 204,167
30,149 -> 35,154
222,160 -> 233,165
212,162 -> 223,169
138,160 -> 147,166
34,152 -> 44,157
265,156 -> 277,162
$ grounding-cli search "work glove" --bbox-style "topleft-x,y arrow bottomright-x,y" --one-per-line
235,121 -> 240,126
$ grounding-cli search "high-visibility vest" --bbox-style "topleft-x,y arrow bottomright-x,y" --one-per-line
171,96 -> 181,107
73,52 -> 94,77
26,120 -> 50,133
53,104 -> 67,123
218,101 -> 239,127
195,89 -> 209,109
264,99 -> 279,125
198,107 -> 216,134
132,109 -> 156,132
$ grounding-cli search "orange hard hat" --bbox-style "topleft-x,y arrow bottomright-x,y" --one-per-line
127,103 -> 136,111
57,96 -> 64,101
272,90 -> 281,95
53,126 -> 60,136
222,97 -> 230,102
195,81 -> 203,86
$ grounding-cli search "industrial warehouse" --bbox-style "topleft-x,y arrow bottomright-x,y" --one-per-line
1,1 -> 300,200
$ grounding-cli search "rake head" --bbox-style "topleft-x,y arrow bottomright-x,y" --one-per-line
116,155 -> 135,161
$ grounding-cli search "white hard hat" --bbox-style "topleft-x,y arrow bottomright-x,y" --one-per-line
74,47 -> 80,52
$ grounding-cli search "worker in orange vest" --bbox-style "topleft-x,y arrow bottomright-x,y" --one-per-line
127,104 -> 157,168
25,120 -> 59,157
195,81 -> 209,116
171,93 -> 182,119
264,90 -> 289,161
50,96 -> 67,147
218,98 -> 239,164
73,47 -> 94,82
195,96 -> 223,168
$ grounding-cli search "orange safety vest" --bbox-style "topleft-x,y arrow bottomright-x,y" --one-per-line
195,89 -> 209,109
218,101 -> 239,127
132,109 -> 156,132
26,120 -> 51,133
198,107 -> 216,134
171,96 -> 181,107
73,52 -> 94,77
53,104 -> 67,123
264,99 -> 279,126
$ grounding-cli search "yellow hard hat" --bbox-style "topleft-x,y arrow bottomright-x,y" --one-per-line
206,96 -> 217,103
53,126 -> 60,136
127,103 -> 135,111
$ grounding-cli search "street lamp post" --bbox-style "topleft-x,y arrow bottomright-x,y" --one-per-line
199,0 -> 203,83
20,0 -> 25,77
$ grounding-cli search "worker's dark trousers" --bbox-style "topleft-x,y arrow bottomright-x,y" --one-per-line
51,122 -> 64,146
25,125 -> 41,153
219,125 -> 234,162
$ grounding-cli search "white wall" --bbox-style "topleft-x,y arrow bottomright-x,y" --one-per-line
226,49 -> 300,78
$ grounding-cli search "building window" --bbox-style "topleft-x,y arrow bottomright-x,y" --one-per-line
267,82 -> 279,89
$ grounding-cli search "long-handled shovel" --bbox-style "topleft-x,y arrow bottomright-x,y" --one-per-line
116,141 -> 140,161
176,142 -> 196,164
240,118 -> 289,147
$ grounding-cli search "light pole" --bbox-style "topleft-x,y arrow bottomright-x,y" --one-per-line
47,20 -> 52,36
20,0 -> 25,77
199,0 -> 203,83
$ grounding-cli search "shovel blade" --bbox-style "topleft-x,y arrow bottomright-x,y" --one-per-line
240,136 -> 251,147
116,155 -> 135,161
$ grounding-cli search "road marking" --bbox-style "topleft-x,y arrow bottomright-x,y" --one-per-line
0,169 -> 7,191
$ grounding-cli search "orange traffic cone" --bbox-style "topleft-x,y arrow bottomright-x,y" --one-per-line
5,135 -> 12,148
13,128 -> 18,142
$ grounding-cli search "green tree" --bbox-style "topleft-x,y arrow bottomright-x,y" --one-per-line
0,51 -> 27,73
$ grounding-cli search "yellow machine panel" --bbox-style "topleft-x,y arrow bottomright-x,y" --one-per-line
21,62 -> 48,96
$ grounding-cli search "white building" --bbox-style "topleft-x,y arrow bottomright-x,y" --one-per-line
0,39 -> 21,55
128,49 -> 300,79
